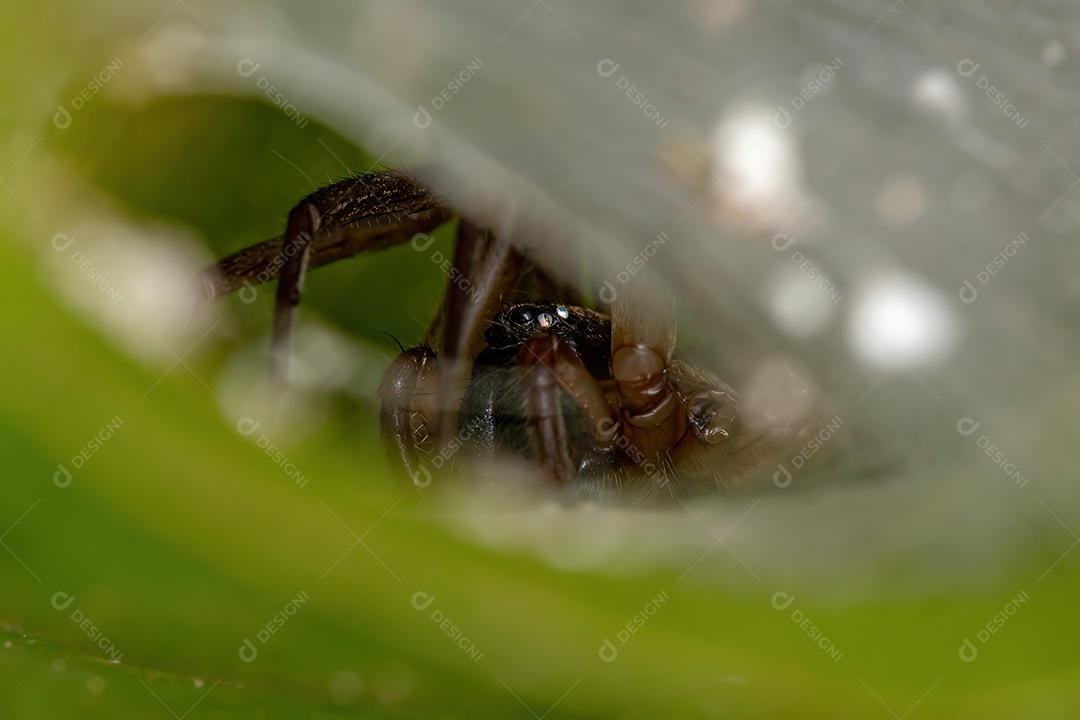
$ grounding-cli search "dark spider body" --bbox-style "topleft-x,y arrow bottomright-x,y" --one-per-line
198,169 -> 787,499
457,302 -> 617,486
476,301 -> 611,380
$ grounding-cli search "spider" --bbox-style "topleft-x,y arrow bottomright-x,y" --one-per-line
196,169 -> 788,499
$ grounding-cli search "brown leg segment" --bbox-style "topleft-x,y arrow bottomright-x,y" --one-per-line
271,203 -> 321,380
378,216 -> 524,479
192,170 -> 450,382
194,204 -> 450,302
609,282 -> 690,467
424,220 -> 524,449
517,334 -> 618,486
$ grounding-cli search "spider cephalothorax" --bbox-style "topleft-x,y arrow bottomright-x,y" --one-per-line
198,169 -> 788,499
480,301 -> 611,378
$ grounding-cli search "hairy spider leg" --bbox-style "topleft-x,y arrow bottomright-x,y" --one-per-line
523,333 -> 622,485
197,171 -> 447,300
376,221 -> 524,485
607,281 -> 691,460
456,333 -> 618,487
199,169 -> 538,484
606,283 -> 784,493
266,170 -> 450,380
422,220 -> 523,448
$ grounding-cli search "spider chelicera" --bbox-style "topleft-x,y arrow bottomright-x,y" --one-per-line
197,169 -> 788,499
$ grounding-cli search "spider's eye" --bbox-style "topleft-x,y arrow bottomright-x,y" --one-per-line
536,312 -> 555,328
689,390 -> 738,444
555,306 -> 570,320
511,307 -> 533,325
